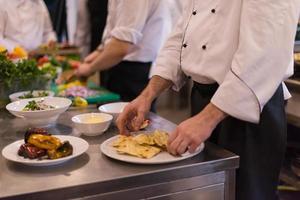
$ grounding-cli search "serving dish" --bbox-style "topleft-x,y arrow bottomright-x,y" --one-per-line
9,90 -> 55,102
72,113 -> 113,136
100,132 -> 204,165
6,97 -> 72,127
2,135 -> 89,166
98,102 -> 129,122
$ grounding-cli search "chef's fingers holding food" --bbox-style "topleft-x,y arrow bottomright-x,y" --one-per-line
168,103 -> 226,155
116,103 -> 139,135
117,95 -> 152,135
168,116 -> 212,155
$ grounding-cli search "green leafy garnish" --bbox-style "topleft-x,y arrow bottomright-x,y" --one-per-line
19,91 -> 49,99
23,100 -> 54,111
23,100 -> 40,111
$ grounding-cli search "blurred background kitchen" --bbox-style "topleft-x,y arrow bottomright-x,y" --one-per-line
0,1 -> 299,199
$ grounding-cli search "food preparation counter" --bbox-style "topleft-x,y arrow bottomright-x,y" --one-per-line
0,107 -> 239,200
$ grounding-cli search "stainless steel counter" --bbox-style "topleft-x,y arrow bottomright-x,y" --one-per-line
0,107 -> 239,200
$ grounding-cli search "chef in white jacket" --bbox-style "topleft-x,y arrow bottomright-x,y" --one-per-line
76,0 -> 174,103
117,0 -> 300,200
0,0 -> 56,51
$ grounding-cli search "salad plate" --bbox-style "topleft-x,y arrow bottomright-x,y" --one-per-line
9,90 -> 54,102
6,97 -> 72,127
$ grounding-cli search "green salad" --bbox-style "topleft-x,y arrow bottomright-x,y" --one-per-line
19,91 -> 49,99
23,100 -> 55,111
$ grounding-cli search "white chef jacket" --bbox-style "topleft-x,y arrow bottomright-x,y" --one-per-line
0,0 -> 57,51
100,0 -> 173,63
169,0 -> 184,27
152,0 -> 300,123
74,0 -> 91,58
66,0 -> 79,45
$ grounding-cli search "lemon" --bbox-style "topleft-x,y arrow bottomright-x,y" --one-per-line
73,96 -> 88,107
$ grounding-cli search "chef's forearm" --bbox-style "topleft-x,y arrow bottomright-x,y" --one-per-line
140,75 -> 173,102
195,103 -> 228,129
89,37 -> 133,72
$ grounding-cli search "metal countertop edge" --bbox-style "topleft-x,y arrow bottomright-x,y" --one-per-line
1,155 -> 239,200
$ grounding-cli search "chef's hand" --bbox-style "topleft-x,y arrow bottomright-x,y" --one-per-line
76,62 -> 94,77
76,50 -> 102,77
168,103 -> 227,155
84,50 -> 101,63
116,95 -> 152,135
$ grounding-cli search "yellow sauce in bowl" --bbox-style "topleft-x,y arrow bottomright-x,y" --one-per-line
82,116 -> 104,124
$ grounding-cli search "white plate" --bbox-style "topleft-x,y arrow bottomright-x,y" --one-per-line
9,90 -> 55,102
6,97 -> 72,127
1,135 -> 89,166
100,135 -> 204,165
98,102 -> 129,122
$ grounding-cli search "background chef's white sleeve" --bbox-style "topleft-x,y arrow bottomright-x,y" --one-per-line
211,0 -> 300,123
109,0 -> 150,45
41,1 -> 57,43
0,10 -> 18,51
74,0 -> 91,58
150,1 -> 191,90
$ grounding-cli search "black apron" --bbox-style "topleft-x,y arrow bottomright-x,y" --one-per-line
103,61 -> 152,102
44,0 -> 67,42
191,82 -> 286,200
87,0 -> 108,52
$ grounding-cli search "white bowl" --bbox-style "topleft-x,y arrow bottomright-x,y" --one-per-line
6,97 -> 72,127
72,113 -> 113,136
98,102 -> 129,122
9,90 -> 55,102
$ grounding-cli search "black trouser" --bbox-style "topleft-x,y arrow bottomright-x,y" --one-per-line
87,0 -> 108,51
191,82 -> 286,200
104,61 -> 152,102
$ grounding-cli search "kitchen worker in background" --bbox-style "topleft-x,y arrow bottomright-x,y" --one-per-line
75,0 -> 109,87
75,0 -> 108,58
44,0 -> 78,44
0,0 -> 56,51
117,1 -> 300,200
76,0 -> 175,102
